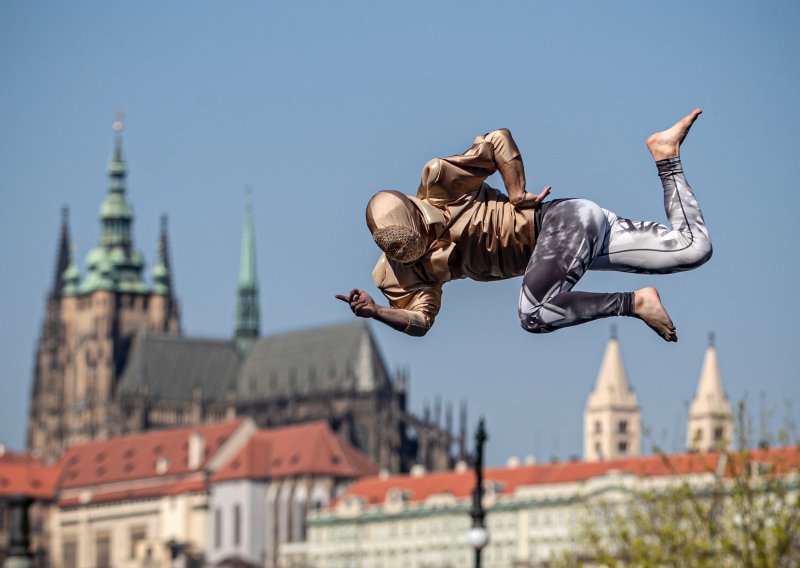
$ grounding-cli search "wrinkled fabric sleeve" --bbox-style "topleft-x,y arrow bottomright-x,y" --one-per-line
417,128 -> 522,207
372,256 -> 442,337
381,285 -> 442,337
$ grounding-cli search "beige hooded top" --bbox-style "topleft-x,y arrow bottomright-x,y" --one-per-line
371,129 -> 539,336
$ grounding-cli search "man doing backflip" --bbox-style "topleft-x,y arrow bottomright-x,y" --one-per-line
337,109 -> 711,342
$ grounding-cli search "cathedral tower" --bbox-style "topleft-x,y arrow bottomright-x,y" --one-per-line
687,333 -> 732,452
584,327 -> 641,462
27,116 -> 180,460
234,192 -> 260,352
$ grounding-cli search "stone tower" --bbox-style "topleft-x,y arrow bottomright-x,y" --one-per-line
27,116 -> 180,461
584,327 -> 641,462
687,333 -> 732,452
234,192 -> 260,353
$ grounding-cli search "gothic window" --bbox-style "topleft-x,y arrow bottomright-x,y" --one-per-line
618,441 -> 628,454
618,420 -> 628,434
594,421 -> 601,434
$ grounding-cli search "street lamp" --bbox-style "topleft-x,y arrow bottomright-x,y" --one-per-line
469,418 -> 488,568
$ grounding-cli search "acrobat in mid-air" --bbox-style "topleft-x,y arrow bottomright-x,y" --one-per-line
337,109 -> 711,342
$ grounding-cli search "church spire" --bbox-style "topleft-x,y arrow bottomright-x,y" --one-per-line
151,215 -> 173,295
687,332 -> 732,452
81,111 -> 147,294
584,327 -> 641,462
235,190 -> 260,352
50,206 -> 72,301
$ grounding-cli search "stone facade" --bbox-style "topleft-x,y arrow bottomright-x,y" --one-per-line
26,120 -> 459,474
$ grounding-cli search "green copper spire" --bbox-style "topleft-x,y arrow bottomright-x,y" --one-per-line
235,191 -> 260,352
62,244 -> 81,296
151,215 -> 172,295
81,112 -> 147,294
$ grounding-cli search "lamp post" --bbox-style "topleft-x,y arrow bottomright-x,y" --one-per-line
468,418 -> 488,568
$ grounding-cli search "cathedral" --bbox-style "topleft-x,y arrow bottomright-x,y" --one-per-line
26,119 -> 459,473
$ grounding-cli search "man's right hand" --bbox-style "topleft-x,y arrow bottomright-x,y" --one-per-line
335,289 -> 378,319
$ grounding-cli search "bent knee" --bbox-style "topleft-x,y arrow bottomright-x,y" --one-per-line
678,236 -> 713,271
519,313 -> 554,335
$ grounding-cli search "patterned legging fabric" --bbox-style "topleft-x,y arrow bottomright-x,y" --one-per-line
519,157 -> 712,333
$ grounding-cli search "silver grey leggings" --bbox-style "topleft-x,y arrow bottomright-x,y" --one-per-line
519,157 -> 712,333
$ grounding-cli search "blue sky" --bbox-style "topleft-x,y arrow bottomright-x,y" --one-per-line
1,1 -> 798,465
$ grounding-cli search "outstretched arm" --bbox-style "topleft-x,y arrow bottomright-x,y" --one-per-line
335,289 -> 418,334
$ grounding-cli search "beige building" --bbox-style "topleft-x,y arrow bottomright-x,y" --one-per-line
40,418 -> 375,568
583,329 -> 641,462
687,334 -> 733,452
307,448 -> 798,568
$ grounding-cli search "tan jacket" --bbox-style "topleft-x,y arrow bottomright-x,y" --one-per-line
372,129 -> 538,336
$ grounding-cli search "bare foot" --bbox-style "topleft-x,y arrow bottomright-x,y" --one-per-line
646,108 -> 702,161
634,286 -> 677,342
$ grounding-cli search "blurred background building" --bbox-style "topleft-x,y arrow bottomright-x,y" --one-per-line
25,121 -> 462,475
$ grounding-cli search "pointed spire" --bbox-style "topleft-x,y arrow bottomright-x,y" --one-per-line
83,111 -> 146,293
235,190 -> 260,352
584,329 -> 641,462
586,330 -> 637,408
688,333 -> 732,451
50,206 -> 72,300
690,333 -> 729,415
151,215 -> 172,295
62,243 -> 81,296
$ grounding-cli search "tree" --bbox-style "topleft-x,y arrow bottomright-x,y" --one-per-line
557,401 -> 800,567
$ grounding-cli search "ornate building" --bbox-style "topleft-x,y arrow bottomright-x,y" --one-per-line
583,327 -> 641,462
27,120 -> 180,461
26,118 -> 458,474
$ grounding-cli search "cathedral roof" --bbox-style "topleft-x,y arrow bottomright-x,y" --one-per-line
118,334 -> 241,402
118,322 -> 389,404
236,321 -> 388,400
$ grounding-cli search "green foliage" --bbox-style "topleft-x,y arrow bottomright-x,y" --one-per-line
556,401 -> 800,567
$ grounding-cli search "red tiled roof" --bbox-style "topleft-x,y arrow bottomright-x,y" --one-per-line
339,446 -> 799,507
212,421 -> 378,483
0,447 -> 43,466
0,460 -> 61,500
59,419 -> 245,490
58,478 -> 207,507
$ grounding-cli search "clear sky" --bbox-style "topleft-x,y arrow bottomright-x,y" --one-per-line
1,1 -> 798,466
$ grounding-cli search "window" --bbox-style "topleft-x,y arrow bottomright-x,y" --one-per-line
618,441 -> 628,453
129,526 -> 146,559
234,504 -> 242,547
618,420 -> 628,434
714,426 -> 724,441
215,507 -> 223,549
62,539 -> 78,568
95,532 -> 111,568
594,420 -> 601,434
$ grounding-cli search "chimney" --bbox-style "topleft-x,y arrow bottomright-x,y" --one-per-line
188,432 -> 205,470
